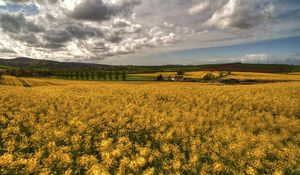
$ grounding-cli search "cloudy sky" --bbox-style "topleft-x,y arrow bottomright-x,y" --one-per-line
0,0 -> 300,65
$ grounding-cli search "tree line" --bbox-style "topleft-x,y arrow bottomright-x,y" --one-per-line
1,69 -> 127,81
54,71 -> 127,81
3,68 -> 53,77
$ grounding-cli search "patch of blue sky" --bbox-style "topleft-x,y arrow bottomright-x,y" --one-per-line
0,2 -> 38,15
152,36 -> 300,61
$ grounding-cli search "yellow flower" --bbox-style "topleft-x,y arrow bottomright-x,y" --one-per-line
173,160 -> 181,170
87,164 -> 110,175
100,139 -> 113,151
246,166 -> 256,175
273,170 -> 284,175
137,157 -> 147,167
0,153 -> 13,165
212,162 -> 223,172
142,168 -> 155,175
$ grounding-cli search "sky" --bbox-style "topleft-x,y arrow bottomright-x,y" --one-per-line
0,0 -> 300,65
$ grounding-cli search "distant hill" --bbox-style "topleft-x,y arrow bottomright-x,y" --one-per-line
0,57 -> 115,70
198,63 -> 299,73
0,57 -> 299,73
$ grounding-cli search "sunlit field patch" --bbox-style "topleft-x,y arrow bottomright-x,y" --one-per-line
128,71 -> 300,81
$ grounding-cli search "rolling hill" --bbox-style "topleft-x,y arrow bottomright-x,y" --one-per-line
0,57 -> 114,70
0,57 -> 299,73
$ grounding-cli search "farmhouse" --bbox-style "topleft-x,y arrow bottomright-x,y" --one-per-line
173,75 -> 184,81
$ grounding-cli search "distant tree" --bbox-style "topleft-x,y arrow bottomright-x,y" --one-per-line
60,71 -> 65,79
108,71 -> 113,81
115,71 -> 119,81
60,71 -> 64,79
121,71 -> 126,81
68,72 -> 71,79
202,72 -> 215,81
97,71 -> 101,81
157,74 -> 163,81
17,68 -> 26,77
58,71 -> 63,78
64,71 -> 69,79
279,66 -> 287,73
91,71 -> 95,80
80,71 -> 84,80
0,72 -> 3,81
54,71 -> 59,78
53,71 -> 57,78
86,72 -> 90,80
103,71 -> 107,81
75,71 -> 80,80
8,69 -> 16,76
177,71 -> 184,76
15,70 -> 20,77
68,71 -> 73,79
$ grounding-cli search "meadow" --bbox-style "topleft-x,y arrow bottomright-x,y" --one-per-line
0,78 -> 299,174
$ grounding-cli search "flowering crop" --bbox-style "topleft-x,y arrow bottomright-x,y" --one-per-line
0,81 -> 299,174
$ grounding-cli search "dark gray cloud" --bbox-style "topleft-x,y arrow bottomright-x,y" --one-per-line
105,34 -> 123,43
43,30 -> 72,43
40,23 -> 104,48
65,23 -> 102,39
68,0 -> 113,21
0,12 -> 44,33
3,0 -> 58,4
67,0 -> 141,21
42,42 -> 64,49
0,47 -> 16,53
0,12 -> 44,46
11,33 -> 39,45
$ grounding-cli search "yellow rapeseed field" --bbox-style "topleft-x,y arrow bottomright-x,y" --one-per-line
0,80 -> 299,174
0,76 -> 64,87
225,72 -> 300,81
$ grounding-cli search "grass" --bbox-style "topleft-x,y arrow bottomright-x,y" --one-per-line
126,76 -> 156,81
0,65 -> 18,69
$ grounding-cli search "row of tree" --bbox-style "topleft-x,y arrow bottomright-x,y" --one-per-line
1,69 -> 128,81
54,71 -> 127,81
4,69 -> 53,77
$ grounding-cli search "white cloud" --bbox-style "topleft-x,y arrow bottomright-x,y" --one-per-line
0,0 -> 299,64
0,1 -> 6,5
239,53 -> 271,63
188,1 -> 210,15
207,0 -> 275,30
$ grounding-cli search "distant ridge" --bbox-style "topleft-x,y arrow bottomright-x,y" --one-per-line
0,57 -> 113,69
0,57 -> 299,73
